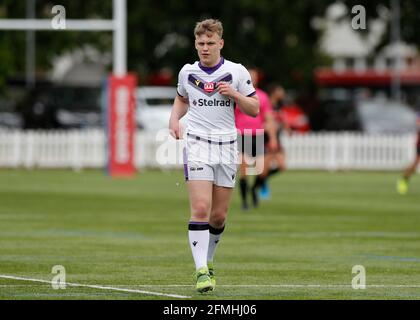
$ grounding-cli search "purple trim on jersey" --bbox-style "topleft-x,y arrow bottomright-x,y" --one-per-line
177,90 -> 184,97
217,73 -> 233,83
188,72 -> 232,97
183,147 -> 188,181
198,57 -> 225,74
247,91 -> 257,97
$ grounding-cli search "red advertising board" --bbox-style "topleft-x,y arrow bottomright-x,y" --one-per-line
107,74 -> 137,177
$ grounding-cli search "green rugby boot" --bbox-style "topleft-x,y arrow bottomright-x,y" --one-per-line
207,261 -> 216,290
194,267 -> 213,293
397,178 -> 408,195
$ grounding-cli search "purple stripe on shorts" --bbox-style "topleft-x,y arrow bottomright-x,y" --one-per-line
183,147 -> 188,180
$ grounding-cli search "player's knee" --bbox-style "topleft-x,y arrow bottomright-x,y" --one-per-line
191,212 -> 209,221
191,201 -> 211,219
210,209 -> 227,226
210,217 -> 226,229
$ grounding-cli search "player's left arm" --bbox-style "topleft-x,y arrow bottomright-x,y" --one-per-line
217,82 -> 259,117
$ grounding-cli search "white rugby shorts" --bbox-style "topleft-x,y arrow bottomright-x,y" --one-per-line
183,133 -> 238,188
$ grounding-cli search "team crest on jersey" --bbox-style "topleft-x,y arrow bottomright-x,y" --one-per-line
188,73 -> 232,97
204,82 -> 215,93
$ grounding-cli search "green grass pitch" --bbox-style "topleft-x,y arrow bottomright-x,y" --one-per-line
0,169 -> 419,300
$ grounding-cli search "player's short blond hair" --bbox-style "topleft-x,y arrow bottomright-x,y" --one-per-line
194,19 -> 223,38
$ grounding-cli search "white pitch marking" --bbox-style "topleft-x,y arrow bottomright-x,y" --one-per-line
128,284 -> 420,288
3,279 -> 420,290
0,274 -> 191,299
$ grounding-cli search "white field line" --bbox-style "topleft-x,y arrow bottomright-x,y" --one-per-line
133,284 -> 420,288
0,275 -> 191,299
124,284 -> 420,288
2,282 -> 420,289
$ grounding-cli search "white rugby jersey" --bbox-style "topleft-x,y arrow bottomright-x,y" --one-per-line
177,57 -> 256,137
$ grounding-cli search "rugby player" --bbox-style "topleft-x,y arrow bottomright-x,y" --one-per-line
169,19 -> 259,293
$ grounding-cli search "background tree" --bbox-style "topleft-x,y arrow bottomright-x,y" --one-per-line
0,0 -> 419,92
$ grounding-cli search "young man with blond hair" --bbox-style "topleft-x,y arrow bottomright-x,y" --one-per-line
169,18 -> 259,293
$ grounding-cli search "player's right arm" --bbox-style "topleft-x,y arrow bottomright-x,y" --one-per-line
169,66 -> 189,140
169,95 -> 188,140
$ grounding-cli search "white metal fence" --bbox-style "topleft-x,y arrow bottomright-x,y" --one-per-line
0,129 -> 417,171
